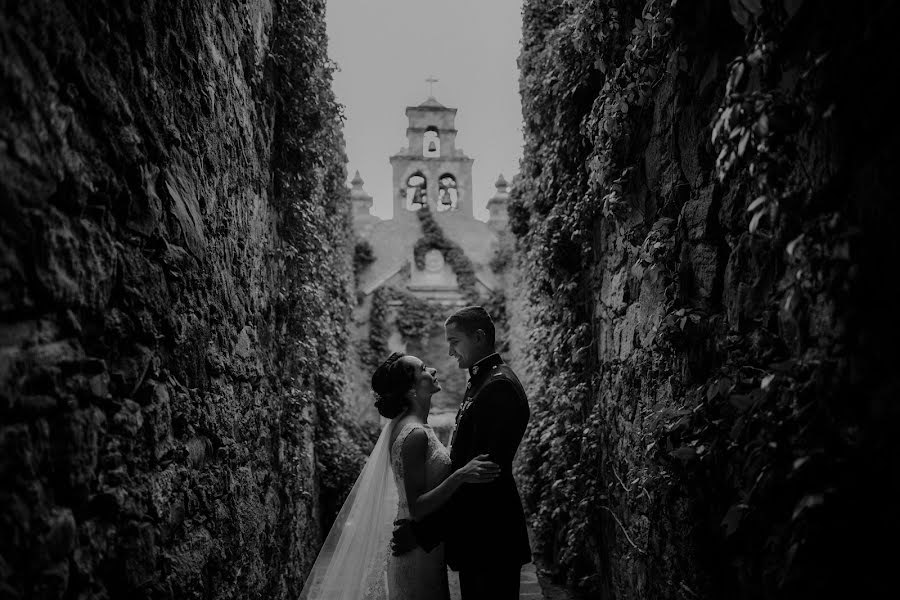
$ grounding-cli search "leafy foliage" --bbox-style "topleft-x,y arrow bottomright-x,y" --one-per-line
710,1 -> 812,236
513,0 -> 884,598
514,2 -> 677,593
270,0 -> 373,575
413,205 -> 480,304
365,287 -> 391,371
482,289 -> 510,354
353,237 -> 376,277
391,288 -> 449,345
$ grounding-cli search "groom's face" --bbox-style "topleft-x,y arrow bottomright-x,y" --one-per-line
445,322 -> 482,370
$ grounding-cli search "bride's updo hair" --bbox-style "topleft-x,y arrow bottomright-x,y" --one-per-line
371,352 -> 417,419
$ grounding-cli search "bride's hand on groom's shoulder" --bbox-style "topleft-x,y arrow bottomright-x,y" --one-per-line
455,454 -> 500,484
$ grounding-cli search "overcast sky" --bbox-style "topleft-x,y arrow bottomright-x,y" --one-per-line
326,0 -> 524,221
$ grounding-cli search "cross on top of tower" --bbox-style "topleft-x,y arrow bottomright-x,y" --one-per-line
425,76 -> 438,97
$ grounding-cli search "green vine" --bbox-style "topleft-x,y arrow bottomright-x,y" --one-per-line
389,288 -> 449,346
365,287 -> 391,370
270,0 -> 374,585
513,0 -> 865,597
586,0 -> 675,225
413,205 -> 480,304
711,1 -> 812,236
514,2 -> 679,593
353,237 -> 375,276
482,289 -> 510,354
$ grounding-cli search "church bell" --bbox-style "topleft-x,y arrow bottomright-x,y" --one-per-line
427,140 -> 437,153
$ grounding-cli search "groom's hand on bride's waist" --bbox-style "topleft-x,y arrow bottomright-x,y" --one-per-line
391,519 -> 417,556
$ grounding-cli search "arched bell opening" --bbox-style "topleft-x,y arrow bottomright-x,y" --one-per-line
437,174 -> 458,212
423,127 -> 440,157
404,172 -> 428,211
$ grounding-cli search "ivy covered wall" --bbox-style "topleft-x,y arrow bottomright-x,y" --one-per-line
0,1 -> 368,598
511,0 -> 899,598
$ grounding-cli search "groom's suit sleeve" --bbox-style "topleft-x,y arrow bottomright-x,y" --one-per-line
410,495 -> 453,552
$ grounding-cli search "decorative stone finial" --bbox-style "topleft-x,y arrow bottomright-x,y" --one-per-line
487,173 -> 511,231
350,171 -> 373,219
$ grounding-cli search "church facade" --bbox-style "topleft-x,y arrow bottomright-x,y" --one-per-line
348,95 -> 512,428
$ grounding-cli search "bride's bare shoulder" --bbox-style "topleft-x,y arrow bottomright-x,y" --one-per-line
389,416 -> 422,447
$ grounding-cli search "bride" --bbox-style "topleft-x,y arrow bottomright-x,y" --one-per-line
299,352 -> 500,600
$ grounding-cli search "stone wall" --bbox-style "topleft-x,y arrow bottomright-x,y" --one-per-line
511,1 -> 899,598
0,1 -> 358,598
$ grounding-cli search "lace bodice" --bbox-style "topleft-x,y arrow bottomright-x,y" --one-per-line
385,421 -> 452,599
390,422 -> 452,520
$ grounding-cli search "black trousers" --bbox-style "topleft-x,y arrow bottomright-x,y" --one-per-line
458,565 -> 521,600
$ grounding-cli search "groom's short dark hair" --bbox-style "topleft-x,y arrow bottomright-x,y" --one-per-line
445,306 -> 496,348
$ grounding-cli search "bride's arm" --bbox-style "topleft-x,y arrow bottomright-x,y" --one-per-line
401,429 -> 498,521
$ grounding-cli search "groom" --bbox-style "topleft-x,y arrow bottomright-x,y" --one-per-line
392,305 -> 531,599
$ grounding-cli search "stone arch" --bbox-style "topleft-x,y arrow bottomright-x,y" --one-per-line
405,171 -> 427,210
437,173 -> 458,212
423,127 -> 440,157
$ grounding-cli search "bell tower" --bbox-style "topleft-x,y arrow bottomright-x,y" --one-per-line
389,94 -> 474,220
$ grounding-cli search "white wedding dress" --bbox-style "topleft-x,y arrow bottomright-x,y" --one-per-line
298,418 -> 451,600
387,422 -> 452,600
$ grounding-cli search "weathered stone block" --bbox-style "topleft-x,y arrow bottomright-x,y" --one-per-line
33,211 -> 117,310
680,241 -> 721,301
127,163 -> 165,237
162,160 -> 208,260
149,466 -> 180,521
680,187 -> 716,241
112,399 -> 143,436
139,381 -> 173,460
600,269 -> 629,312
45,508 -> 76,562
52,407 -> 105,501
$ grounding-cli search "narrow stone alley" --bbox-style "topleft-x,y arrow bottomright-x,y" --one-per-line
2,1 -> 898,599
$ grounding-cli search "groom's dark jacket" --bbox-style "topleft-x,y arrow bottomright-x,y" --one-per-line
413,353 -> 531,570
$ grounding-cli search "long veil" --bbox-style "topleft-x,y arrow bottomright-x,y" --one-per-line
299,417 -> 399,600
